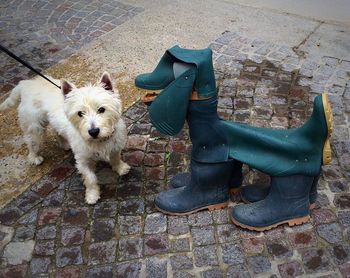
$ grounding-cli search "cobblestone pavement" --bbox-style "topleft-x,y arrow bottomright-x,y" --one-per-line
0,0 -> 143,95
1,29 -> 350,278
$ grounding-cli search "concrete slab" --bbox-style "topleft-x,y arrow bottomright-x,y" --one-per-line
81,0 -> 319,77
227,0 -> 350,26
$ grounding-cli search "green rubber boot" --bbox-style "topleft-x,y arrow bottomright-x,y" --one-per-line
223,94 -> 333,177
240,172 -> 320,209
135,45 -> 217,98
135,51 -> 175,90
230,94 -> 333,231
148,68 -> 195,136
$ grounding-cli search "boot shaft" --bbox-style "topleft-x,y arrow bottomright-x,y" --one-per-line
187,97 -> 229,163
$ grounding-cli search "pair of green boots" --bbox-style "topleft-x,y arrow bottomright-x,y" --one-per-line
135,45 -> 333,231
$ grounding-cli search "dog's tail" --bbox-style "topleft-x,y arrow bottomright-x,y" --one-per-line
0,85 -> 21,111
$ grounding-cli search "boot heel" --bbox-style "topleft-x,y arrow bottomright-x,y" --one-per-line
322,94 -> 333,165
287,215 -> 310,227
208,202 -> 228,211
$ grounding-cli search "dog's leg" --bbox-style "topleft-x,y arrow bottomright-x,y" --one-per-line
76,159 -> 100,204
25,124 -> 44,165
110,151 -> 131,176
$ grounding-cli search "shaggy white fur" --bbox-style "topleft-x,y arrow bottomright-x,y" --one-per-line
0,72 -> 130,204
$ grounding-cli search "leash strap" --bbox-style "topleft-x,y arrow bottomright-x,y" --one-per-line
0,44 -> 61,89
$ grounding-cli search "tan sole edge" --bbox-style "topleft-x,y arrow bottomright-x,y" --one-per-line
321,93 -> 333,165
241,195 -> 316,210
155,201 -> 229,216
231,215 -> 310,232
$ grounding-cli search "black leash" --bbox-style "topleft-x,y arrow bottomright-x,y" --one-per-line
0,44 -> 61,89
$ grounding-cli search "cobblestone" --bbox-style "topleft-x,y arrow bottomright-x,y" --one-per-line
144,233 -> 169,255
3,240 -> 35,265
168,216 -> 190,235
170,254 -> 194,270
86,265 -> 113,278
88,240 -> 117,265
56,246 -> 83,267
277,261 -> 304,278
145,257 -> 168,278
115,261 -> 142,277
317,222 -> 343,243
118,237 -> 143,261
36,225 -> 56,240
170,238 -> 191,252
144,213 -> 167,234
91,219 -> 115,242
191,226 -> 216,246
193,245 -> 218,267
61,226 -> 85,246
119,215 -> 142,235
29,257 -> 50,275
247,255 -> 271,274
301,248 -> 332,274
34,240 -> 55,256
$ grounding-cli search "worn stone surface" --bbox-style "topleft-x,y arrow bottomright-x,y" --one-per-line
29,258 -> 51,275
2,240 -> 35,265
88,240 -> 117,265
247,255 -> 272,274
145,257 -> 168,278
56,246 -> 83,267
118,237 -> 143,261
0,29 -> 349,277
144,213 -> 167,234
115,261 -> 142,278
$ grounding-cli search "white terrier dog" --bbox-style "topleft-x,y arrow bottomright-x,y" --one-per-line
0,72 -> 130,204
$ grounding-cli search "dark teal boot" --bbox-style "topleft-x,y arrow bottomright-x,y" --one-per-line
135,45 -> 217,98
222,94 -> 333,177
240,173 -> 320,209
135,51 -> 175,90
230,94 -> 333,231
231,175 -> 317,231
149,68 -> 196,135
168,161 -> 243,194
155,159 -> 236,215
168,96 -> 242,193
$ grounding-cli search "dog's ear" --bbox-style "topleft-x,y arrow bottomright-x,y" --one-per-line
61,80 -> 75,96
100,72 -> 113,91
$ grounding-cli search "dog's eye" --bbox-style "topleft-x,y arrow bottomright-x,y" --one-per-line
77,111 -> 84,117
98,107 -> 105,114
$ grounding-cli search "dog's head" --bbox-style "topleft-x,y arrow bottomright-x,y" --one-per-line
61,72 -> 122,142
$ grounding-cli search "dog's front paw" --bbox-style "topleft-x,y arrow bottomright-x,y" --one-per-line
85,187 -> 100,205
28,155 -> 44,165
114,161 -> 131,176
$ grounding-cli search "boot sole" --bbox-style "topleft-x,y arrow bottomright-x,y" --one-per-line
322,93 -> 333,165
231,214 -> 310,232
155,201 -> 229,216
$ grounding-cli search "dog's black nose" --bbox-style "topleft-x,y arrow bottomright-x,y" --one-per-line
88,128 -> 100,138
